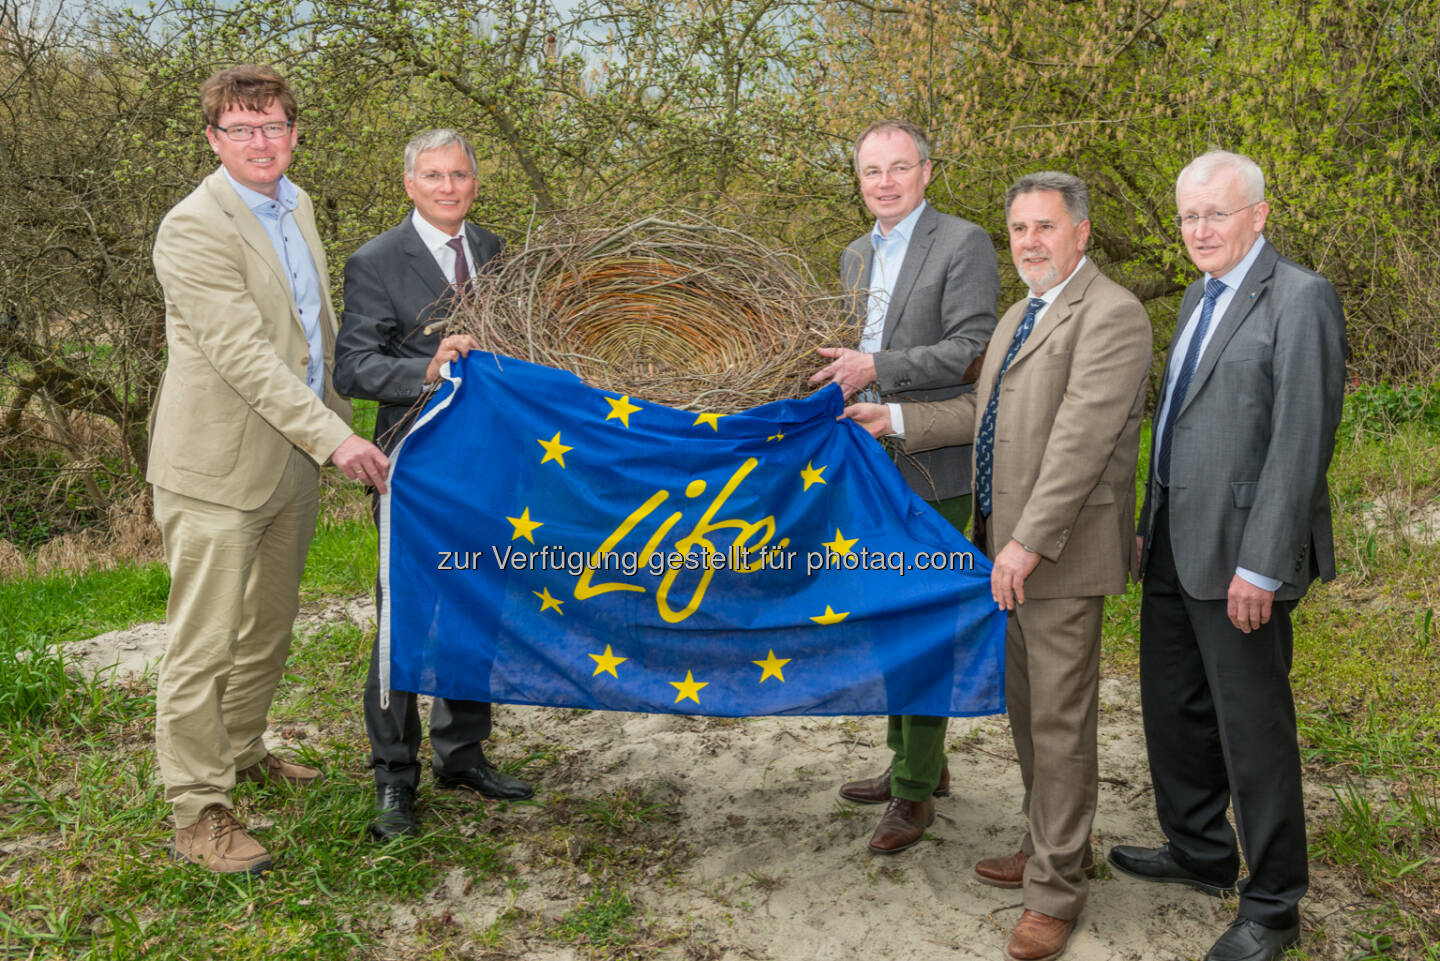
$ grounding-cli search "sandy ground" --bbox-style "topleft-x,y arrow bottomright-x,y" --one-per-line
69,600 -> 1369,961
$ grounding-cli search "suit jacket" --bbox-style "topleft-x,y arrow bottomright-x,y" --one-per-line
148,168 -> 353,510
334,216 -> 503,453
901,259 -> 1152,599
1137,242 -> 1346,601
840,204 -> 999,501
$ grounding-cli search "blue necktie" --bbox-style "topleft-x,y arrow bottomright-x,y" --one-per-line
1157,277 -> 1226,487
975,297 -> 1046,517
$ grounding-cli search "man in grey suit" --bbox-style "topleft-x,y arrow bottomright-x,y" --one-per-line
811,119 -> 999,855
1108,151 -> 1346,961
335,129 -> 533,843
847,172 -> 1151,961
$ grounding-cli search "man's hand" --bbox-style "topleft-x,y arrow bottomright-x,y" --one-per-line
1227,575 -> 1274,633
991,539 -> 1042,611
424,334 -> 482,385
840,403 -> 894,439
809,347 -> 877,399
331,434 -> 391,494
1135,535 -> 1144,582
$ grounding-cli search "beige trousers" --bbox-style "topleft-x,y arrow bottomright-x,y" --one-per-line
1007,592 -> 1104,921
153,448 -> 318,828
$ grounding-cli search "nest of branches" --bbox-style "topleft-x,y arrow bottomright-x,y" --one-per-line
444,213 -> 855,412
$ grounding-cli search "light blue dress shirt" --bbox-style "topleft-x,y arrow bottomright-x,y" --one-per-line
1153,235 -> 1280,592
223,170 -> 326,399
861,200 -> 929,354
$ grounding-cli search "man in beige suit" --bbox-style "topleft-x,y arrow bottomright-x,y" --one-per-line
149,65 -> 389,875
846,172 -> 1151,961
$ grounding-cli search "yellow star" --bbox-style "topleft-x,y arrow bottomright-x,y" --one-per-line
604,394 -> 641,427
752,649 -> 791,683
506,507 -> 543,543
537,432 -> 572,468
810,605 -> 849,626
822,528 -> 858,556
800,461 -> 828,490
692,412 -> 724,431
533,587 -> 564,615
670,670 -> 708,704
766,432 -> 785,443
588,644 -> 627,678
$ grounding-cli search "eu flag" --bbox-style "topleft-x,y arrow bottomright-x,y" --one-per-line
379,352 -> 1004,717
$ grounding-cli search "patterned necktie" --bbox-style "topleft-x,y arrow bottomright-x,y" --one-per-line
446,237 -> 470,287
975,297 -> 1046,517
1157,277 -> 1226,487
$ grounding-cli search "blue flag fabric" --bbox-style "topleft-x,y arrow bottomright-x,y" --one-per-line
379,352 -> 1005,718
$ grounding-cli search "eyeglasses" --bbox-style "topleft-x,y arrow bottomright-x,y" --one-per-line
859,162 -> 921,182
212,121 -> 294,142
414,171 -> 477,186
1174,201 -> 1260,231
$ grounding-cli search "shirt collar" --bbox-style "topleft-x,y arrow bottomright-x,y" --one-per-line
1031,255 -> 1088,306
871,200 -> 927,247
411,208 -> 466,252
223,169 -> 297,213
1209,234 -> 1267,289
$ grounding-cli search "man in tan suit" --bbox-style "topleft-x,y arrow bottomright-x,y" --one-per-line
149,65 -> 389,875
846,172 -> 1151,961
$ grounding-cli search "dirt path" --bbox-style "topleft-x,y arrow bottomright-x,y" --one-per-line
69,601 -> 1366,961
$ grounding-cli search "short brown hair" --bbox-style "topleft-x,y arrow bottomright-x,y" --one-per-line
852,119 -> 931,172
200,65 -> 296,128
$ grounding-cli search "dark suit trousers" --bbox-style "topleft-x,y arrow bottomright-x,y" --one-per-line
364,495 -> 491,789
1140,500 -> 1308,928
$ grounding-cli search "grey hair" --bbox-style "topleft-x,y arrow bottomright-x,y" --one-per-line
1176,150 -> 1265,204
1005,171 -> 1090,224
852,119 -> 932,171
403,129 -> 479,178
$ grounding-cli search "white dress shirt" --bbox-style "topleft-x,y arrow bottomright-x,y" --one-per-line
410,209 -> 476,284
888,256 -> 1089,436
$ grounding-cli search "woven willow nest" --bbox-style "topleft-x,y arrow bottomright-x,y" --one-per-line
444,214 -> 855,413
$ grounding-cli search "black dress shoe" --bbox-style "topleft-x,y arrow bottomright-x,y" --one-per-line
370,783 -> 417,842
434,762 -> 534,800
1108,843 -> 1238,898
1204,918 -> 1300,961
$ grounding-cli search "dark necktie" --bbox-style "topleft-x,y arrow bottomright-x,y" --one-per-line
446,237 -> 470,287
1157,277 -> 1226,487
975,297 -> 1046,517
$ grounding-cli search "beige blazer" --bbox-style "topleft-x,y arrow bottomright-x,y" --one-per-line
901,258 -> 1151,599
149,168 -> 353,510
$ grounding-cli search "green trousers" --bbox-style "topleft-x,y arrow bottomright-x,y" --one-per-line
888,493 -> 972,802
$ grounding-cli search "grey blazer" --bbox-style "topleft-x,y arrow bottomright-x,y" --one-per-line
840,203 -> 998,501
335,216 -> 503,452
1137,242 -> 1347,601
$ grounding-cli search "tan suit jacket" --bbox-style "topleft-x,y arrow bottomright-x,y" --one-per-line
149,167 -> 353,509
901,258 -> 1151,598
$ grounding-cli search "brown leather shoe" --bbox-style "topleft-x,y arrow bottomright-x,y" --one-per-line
236,753 -> 321,787
172,804 -> 273,875
867,796 -> 935,853
839,764 -> 951,804
1005,909 -> 1074,961
975,850 -> 1098,889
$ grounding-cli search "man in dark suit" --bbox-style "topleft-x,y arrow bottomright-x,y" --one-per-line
335,128 -> 533,843
811,119 -> 999,855
846,172 -> 1152,961
1109,150 -> 1346,961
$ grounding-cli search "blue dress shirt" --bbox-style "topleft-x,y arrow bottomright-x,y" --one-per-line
223,170 -> 326,399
